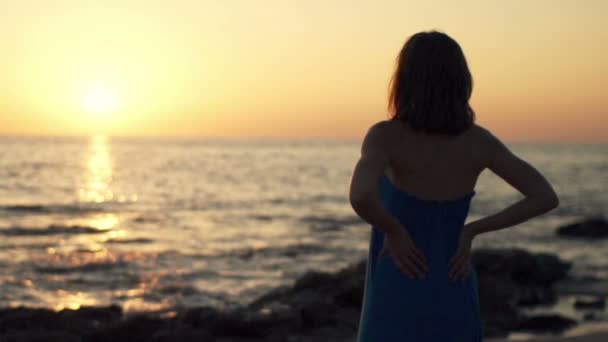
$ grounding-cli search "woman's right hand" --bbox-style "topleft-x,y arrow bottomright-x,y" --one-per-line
379,227 -> 429,279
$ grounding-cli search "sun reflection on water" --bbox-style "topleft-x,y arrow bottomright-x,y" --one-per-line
86,213 -> 119,231
79,135 -> 114,203
53,290 -> 98,311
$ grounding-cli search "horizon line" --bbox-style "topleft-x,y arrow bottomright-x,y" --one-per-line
0,132 -> 606,145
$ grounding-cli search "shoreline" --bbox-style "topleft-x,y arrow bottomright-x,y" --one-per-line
1,246 -> 607,341
489,331 -> 608,342
1,304 -> 606,342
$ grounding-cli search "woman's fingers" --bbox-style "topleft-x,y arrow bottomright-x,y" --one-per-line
448,255 -> 460,277
412,247 -> 428,269
449,255 -> 470,281
406,242 -> 428,270
448,252 -> 463,276
448,249 -> 465,267
383,238 -> 429,279
408,242 -> 423,258
454,262 -> 470,281
408,250 -> 429,273
402,244 -> 429,277
390,244 -> 472,281
400,256 -> 424,279
394,256 -> 415,278
396,253 -> 426,279
388,249 -> 418,279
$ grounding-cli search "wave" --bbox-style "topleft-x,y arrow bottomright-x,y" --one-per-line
34,260 -> 130,274
0,203 -> 106,215
104,237 -> 154,244
234,242 -> 326,259
0,224 -> 105,236
300,214 -> 364,230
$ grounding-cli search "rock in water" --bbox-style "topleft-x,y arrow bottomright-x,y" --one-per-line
556,217 -> 608,238
515,314 -> 577,332
574,296 -> 606,310
472,248 -> 571,286
471,248 -> 572,337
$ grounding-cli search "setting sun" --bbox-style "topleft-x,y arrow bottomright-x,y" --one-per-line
83,86 -> 120,116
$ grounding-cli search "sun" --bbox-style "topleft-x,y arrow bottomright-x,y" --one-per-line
83,86 -> 120,115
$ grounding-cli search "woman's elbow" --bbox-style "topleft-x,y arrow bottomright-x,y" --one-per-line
527,189 -> 559,213
547,191 -> 560,210
349,195 -> 365,211
349,192 -> 372,212
538,190 -> 559,212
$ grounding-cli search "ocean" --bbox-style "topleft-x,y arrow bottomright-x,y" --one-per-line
0,135 -> 606,317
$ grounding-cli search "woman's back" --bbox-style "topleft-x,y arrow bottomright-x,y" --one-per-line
381,120 -> 490,201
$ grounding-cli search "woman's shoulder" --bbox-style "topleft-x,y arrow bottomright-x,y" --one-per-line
365,120 -> 504,148
365,119 -> 409,138
364,119 -> 402,139
467,123 -> 504,147
465,123 -> 511,165
360,120 -> 405,154
367,119 -> 401,131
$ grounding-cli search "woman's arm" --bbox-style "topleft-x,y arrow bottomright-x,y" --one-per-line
349,121 -> 428,279
464,130 -> 560,238
349,121 -> 402,236
449,128 -> 559,281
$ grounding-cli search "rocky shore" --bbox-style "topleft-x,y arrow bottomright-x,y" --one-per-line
1,218 -> 607,342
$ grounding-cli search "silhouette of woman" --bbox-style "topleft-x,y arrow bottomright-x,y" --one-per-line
350,31 -> 559,341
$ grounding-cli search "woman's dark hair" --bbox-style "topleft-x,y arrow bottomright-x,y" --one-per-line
388,30 -> 475,135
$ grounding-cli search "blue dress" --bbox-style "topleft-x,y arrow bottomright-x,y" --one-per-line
356,174 -> 482,341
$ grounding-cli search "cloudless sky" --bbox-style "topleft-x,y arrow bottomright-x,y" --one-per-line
0,0 -> 606,142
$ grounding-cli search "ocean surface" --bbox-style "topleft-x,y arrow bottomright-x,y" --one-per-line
0,136 -> 606,317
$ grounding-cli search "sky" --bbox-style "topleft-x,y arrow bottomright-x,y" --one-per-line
0,0 -> 606,142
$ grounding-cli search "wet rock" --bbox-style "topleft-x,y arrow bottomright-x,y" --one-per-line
206,308 -> 298,338
176,302 -> 302,339
574,296 -> 606,310
0,307 -> 59,332
0,305 -> 122,340
583,312 -> 597,321
556,217 -> 608,238
86,315 -> 169,342
471,248 -> 572,337
472,248 -> 571,286
0,306 -> 121,335
0,331 -> 80,342
59,305 -> 122,324
515,314 -> 577,332
178,306 -> 222,328
471,247 -> 569,309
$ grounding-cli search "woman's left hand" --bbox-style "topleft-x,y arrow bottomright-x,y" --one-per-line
448,225 -> 475,281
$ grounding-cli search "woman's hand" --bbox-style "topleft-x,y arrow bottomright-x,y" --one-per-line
379,227 -> 429,279
448,224 -> 476,281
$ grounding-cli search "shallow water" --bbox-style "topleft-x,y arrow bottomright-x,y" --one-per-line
0,136 -> 606,315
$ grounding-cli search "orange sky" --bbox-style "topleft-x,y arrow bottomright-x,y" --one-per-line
0,0 -> 606,142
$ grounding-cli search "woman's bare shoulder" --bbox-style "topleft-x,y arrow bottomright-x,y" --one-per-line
359,120 -> 406,155
467,123 -> 512,168
468,123 -> 503,146
366,119 -> 403,132
364,119 -> 404,141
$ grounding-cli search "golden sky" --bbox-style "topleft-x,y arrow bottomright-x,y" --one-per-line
0,0 -> 606,142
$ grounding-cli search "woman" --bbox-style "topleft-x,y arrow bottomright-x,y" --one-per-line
350,31 -> 559,341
